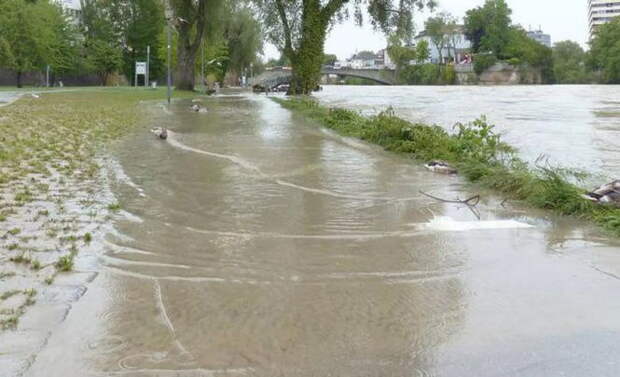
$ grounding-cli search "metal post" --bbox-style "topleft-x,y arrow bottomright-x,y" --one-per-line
146,45 -> 150,88
134,60 -> 138,88
201,41 -> 205,93
46,65 -> 50,88
167,25 -> 172,104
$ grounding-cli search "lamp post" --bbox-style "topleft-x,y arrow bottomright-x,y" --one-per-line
165,8 -> 173,104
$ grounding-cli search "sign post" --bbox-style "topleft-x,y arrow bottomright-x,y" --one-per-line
146,46 -> 150,88
135,61 -> 147,87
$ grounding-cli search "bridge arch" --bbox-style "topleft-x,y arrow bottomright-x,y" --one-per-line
251,68 -> 396,89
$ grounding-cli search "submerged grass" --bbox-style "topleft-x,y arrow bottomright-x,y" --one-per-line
273,97 -> 620,237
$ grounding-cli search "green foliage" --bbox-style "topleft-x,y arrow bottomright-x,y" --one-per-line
387,34 -> 417,73
464,0 -> 512,55
424,13 -> 458,63
84,39 -> 123,85
119,0 -> 166,82
474,54 -> 497,74
504,27 -> 554,82
415,40 -> 430,63
0,0 -> 75,87
463,0 -> 554,82
323,54 -> 338,66
223,6 -> 264,80
169,0 -> 227,90
342,77 -> 380,85
400,63 -> 455,85
589,18 -> 620,84
55,254 -> 74,272
275,97 -> 620,237
256,0 -> 435,94
553,41 -> 589,84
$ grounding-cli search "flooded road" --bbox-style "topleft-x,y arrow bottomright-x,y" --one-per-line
20,92 -> 620,376
316,85 -> 620,179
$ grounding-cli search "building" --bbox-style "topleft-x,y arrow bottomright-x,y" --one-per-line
526,29 -> 551,47
413,26 -> 471,64
57,0 -> 82,24
589,0 -> 620,37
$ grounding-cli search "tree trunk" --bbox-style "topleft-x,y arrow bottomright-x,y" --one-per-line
287,4 -> 328,95
175,43 -> 197,91
16,71 -> 22,88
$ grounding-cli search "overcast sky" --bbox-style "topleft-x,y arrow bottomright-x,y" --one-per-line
264,0 -> 589,60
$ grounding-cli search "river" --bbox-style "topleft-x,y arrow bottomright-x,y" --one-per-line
316,85 -> 620,179
11,89 -> 620,376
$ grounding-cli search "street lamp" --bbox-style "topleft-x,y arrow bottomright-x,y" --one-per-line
165,8 -> 173,105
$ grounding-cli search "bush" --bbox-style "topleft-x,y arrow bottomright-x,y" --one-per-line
474,54 -> 498,74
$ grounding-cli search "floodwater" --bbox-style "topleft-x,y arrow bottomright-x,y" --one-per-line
10,89 -> 620,376
316,85 -> 620,179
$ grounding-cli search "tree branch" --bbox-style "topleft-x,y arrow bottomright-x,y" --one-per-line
321,0 -> 349,18
274,0 -> 294,57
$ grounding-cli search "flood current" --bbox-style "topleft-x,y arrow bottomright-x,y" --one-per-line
14,88 -> 620,376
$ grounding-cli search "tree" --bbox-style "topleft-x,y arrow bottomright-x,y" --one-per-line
84,39 -> 123,85
464,0 -> 512,57
0,0 -> 73,87
223,5 -> 264,82
323,54 -> 338,66
255,0 -> 436,94
415,39 -> 430,63
386,34 -> 416,79
553,41 -> 587,84
114,0 -> 166,84
169,0 -> 226,91
424,13 -> 450,64
589,18 -> 620,84
504,27 -> 554,82
81,0 -> 123,85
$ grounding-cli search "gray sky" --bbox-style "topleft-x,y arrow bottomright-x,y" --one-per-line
264,0 -> 589,61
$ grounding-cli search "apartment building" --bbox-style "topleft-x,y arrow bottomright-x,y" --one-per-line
526,29 -> 551,47
589,0 -> 620,36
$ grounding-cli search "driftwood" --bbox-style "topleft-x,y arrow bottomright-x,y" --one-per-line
419,191 -> 480,206
419,191 -> 481,219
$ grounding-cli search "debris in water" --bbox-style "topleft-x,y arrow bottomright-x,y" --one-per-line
582,180 -> 620,206
424,160 -> 457,175
150,127 -> 168,140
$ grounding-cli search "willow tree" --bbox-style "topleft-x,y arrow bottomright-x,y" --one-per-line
256,0 -> 435,94
169,0 -> 225,90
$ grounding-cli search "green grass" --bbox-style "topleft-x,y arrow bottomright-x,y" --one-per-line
55,254 -> 74,272
274,97 -> 620,237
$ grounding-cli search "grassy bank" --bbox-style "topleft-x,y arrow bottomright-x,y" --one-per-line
273,97 -> 620,236
0,88 -> 191,329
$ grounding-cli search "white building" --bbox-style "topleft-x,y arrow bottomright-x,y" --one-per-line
57,0 -> 82,24
413,27 -> 471,64
589,0 -> 620,37
526,29 -> 551,47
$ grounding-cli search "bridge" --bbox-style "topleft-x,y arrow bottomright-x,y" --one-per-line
252,67 -> 397,89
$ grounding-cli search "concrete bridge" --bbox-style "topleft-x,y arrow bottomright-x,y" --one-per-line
252,67 -> 397,89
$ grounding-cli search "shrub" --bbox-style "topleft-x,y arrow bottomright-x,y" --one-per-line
474,54 -> 498,74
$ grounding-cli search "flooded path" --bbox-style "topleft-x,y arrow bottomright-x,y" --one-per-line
20,92 -> 620,376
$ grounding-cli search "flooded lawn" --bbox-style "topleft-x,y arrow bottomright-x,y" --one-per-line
3,90 -> 620,376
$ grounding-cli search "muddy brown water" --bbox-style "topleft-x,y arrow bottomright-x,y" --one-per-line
9,91 -> 620,376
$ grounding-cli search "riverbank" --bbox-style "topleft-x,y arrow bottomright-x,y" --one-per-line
0,88 -> 192,332
273,96 -> 620,237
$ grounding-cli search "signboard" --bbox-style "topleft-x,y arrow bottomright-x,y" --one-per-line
136,62 -> 147,75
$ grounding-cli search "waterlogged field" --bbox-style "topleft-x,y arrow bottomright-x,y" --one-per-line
0,89 -> 190,332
